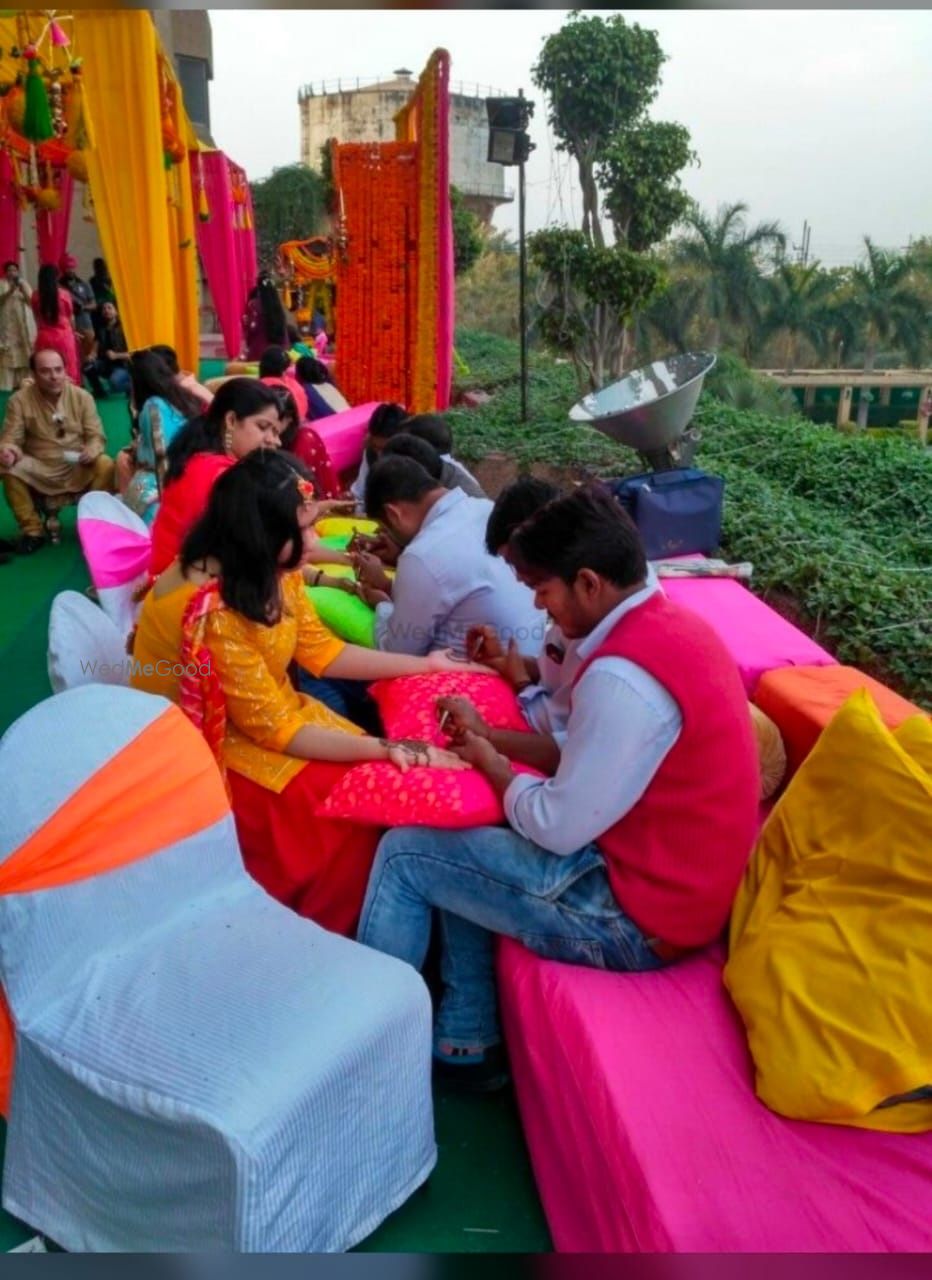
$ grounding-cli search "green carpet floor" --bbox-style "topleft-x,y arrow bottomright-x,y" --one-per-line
0,384 -> 552,1253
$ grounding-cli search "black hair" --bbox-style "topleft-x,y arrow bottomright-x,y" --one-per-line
381,433 -> 444,481
485,476 -> 561,555
181,449 -> 310,625
148,343 -> 180,375
508,483 -> 647,589
364,454 -> 440,522
92,257 -> 108,276
164,378 -> 281,485
129,350 -> 201,420
256,276 -> 287,347
265,383 -> 300,451
258,345 -> 290,378
294,354 -> 331,386
37,263 -> 60,324
368,402 -> 408,442
404,412 -> 452,454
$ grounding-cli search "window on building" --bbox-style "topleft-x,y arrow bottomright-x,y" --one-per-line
176,54 -> 210,130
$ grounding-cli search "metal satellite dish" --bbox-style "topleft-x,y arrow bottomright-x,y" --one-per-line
569,351 -> 716,471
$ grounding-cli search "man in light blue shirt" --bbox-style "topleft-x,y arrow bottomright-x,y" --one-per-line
360,455 -> 545,658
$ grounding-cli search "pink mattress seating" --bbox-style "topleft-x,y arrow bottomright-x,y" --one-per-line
496,664 -> 929,1251
497,939 -> 932,1252
661,576 -> 836,694
312,402 -> 381,476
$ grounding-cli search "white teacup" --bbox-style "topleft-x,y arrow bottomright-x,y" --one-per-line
62,449 -> 81,464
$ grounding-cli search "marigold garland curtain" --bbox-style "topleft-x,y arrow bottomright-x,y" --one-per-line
170,150 -> 200,372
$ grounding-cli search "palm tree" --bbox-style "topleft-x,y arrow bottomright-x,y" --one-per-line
760,262 -> 837,372
638,273 -> 704,356
676,201 -> 786,351
845,238 -> 929,427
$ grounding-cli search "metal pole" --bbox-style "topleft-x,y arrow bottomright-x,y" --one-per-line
518,90 -> 529,423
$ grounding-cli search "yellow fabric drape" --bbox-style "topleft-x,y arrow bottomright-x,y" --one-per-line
169,143 -> 200,372
75,11 -> 193,358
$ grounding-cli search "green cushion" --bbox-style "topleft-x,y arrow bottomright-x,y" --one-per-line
309,563 -> 355,581
306,585 -> 375,647
317,534 -> 351,552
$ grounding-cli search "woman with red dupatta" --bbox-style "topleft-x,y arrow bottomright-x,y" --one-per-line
131,449 -> 469,935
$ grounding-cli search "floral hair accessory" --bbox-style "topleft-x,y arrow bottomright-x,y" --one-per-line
296,477 -> 316,506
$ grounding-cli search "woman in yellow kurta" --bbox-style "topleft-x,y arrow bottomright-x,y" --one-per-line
132,449 -> 468,934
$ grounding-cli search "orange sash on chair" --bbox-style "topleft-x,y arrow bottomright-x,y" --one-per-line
0,705 -> 229,1114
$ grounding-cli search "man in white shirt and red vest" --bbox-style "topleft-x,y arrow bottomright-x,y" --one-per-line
357,484 -> 759,1091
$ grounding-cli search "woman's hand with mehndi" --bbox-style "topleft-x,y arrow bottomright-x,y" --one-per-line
382,739 -> 470,773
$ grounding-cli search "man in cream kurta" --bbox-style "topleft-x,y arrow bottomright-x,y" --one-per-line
0,347 -> 114,551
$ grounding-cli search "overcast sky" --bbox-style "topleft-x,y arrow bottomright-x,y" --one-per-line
209,9 -> 932,268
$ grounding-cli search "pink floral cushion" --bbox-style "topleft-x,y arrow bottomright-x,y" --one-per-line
369,670 -> 530,746
317,671 -> 538,828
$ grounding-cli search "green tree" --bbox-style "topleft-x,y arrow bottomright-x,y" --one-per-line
529,12 -> 695,388
529,228 -> 665,389
450,186 -> 483,277
598,120 -> 696,251
532,11 -> 666,249
456,232 -> 527,337
677,201 -> 785,351
843,237 -> 929,427
759,262 -> 838,372
250,164 -> 328,270
637,272 -> 704,356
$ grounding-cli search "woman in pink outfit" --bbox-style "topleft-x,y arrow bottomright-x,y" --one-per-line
31,263 -> 79,383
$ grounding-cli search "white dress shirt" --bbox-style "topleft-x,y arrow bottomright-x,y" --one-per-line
505,581 -> 682,856
374,489 -> 545,657
517,565 -> 661,748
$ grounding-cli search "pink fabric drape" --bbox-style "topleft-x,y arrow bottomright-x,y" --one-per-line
36,171 -> 75,267
241,185 -> 257,296
0,152 -> 21,267
435,55 -> 454,411
193,152 -> 240,359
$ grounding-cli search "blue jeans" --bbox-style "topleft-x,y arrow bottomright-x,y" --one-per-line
357,825 -> 661,1054
107,366 -> 131,395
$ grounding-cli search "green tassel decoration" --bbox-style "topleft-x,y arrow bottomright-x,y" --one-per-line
22,56 -> 53,143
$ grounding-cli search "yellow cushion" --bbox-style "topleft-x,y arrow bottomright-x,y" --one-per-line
725,690 -> 932,1131
894,714 -> 932,778
315,516 -> 379,540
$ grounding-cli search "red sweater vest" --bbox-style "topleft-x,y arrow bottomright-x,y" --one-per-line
572,592 -> 759,949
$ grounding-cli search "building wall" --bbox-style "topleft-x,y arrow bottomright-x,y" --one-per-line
299,81 -> 511,223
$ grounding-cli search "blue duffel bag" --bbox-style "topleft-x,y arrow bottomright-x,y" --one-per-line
611,468 -> 725,559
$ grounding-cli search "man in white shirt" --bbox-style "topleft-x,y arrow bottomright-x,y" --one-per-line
357,485 -> 758,1091
358,455 -> 545,658
349,402 -> 407,511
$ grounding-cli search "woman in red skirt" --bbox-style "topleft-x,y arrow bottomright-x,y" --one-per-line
131,448 -> 467,935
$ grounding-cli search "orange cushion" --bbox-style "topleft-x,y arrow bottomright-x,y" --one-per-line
754,665 -> 925,776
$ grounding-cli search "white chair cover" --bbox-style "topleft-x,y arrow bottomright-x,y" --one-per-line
47,591 -> 129,694
0,686 -> 435,1251
76,492 -> 152,641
